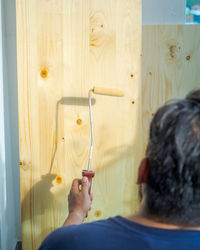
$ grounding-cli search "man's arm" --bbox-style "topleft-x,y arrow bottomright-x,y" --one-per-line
63,176 -> 93,226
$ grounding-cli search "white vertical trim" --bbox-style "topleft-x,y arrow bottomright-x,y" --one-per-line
0,0 -> 20,249
3,0 -> 21,242
0,0 -> 7,248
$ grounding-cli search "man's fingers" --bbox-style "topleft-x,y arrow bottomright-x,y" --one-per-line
71,179 -> 81,193
90,193 -> 93,202
71,177 -> 92,195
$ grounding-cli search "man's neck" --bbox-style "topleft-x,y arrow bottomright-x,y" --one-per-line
126,211 -> 200,231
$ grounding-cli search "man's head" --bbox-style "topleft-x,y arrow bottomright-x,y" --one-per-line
138,89 -> 200,227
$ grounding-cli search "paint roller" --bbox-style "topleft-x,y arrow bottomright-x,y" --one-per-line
82,87 -> 124,194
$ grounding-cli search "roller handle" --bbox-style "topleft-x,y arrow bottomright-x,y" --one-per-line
82,170 -> 95,194
92,87 -> 124,97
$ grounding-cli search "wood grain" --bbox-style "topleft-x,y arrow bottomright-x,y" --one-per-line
17,0 -> 141,249
142,25 -> 200,151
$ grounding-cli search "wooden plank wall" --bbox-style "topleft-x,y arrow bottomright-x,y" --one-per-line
16,0 -> 142,249
17,1 -> 200,248
142,25 -> 200,150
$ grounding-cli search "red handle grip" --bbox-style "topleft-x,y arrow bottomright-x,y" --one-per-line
82,170 -> 95,194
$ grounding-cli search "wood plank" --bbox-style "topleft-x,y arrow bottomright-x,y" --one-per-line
142,24 -> 200,152
17,0 -> 141,249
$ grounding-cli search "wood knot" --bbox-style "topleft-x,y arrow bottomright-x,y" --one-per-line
186,55 -> 191,61
19,161 -> 30,171
132,100 -> 135,104
94,210 -> 102,217
40,69 -> 48,78
22,161 -> 26,167
130,74 -> 134,78
149,72 -> 152,76
55,176 -> 62,184
169,45 -> 176,58
76,118 -> 82,126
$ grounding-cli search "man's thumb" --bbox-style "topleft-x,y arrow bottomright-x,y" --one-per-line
82,177 -> 89,192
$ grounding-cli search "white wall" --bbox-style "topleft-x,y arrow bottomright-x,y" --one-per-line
143,0 -> 186,25
0,0 -> 20,249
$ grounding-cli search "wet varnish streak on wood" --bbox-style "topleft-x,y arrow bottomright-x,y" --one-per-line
17,0 -> 141,249
142,25 -> 200,151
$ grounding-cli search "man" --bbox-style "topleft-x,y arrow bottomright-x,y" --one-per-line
39,89 -> 200,250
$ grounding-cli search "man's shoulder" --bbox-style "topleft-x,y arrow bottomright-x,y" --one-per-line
39,217 -> 120,250
39,216 -> 200,250
54,216 -> 119,238
62,217 -> 114,232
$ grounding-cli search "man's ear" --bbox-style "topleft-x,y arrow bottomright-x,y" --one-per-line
137,158 -> 149,184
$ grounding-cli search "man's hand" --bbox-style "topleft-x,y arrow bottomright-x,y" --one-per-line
63,177 -> 93,226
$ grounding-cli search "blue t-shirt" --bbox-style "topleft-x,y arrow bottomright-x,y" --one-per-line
39,216 -> 200,250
